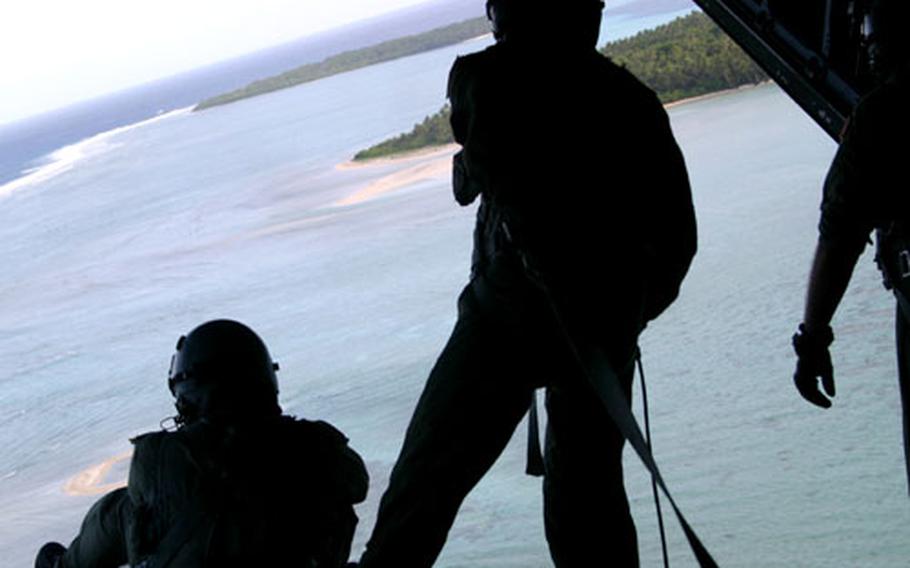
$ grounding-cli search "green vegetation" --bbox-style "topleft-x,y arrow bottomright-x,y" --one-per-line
352,11 -> 768,162
603,11 -> 767,103
195,18 -> 490,111
353,105 -> 453,161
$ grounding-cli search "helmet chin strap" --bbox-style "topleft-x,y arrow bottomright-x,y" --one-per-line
170,387 -> 278,430
173,396 -> 199,428
159,414 -> 181,432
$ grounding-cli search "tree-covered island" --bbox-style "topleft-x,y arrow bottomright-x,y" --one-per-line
352,11 -> 768,162
353,105 -> 453,161
194,18 -> 490,111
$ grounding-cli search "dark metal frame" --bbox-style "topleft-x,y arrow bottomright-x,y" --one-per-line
692,0 -> 871,140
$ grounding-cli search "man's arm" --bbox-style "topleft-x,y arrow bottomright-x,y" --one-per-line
448,54 -> 487,207
307,420 -> 369,504
793,237 -> 864,408
802,239 -> 864,334
793,103 -> 875,408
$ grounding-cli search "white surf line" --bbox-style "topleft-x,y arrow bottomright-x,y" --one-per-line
0,107 -> 194,200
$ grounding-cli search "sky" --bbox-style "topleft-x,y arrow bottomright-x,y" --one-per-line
0,0 -> 681,126
0,0 -> 432,125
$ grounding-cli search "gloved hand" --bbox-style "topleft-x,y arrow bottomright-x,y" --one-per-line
35,542 -> 66,568
452,150 -> 481,206
792,323 -> 836,408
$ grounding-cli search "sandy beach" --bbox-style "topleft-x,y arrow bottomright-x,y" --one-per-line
664,81 -> 771,109
331,83 -> 768,207
335,143 -> 458,172
334,144 -> 458,207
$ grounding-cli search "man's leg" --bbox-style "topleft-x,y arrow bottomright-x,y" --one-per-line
35,542 -> 66,568
360,286 -> 536,567
58,488 -> 132,568
543,359 -> 638,567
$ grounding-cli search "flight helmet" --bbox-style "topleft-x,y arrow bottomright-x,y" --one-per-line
168,319 -> 280,424
486,0 -> 605,48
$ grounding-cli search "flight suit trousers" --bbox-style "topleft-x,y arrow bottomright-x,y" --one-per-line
58,488 -> 132,568
360,267 -> 641,567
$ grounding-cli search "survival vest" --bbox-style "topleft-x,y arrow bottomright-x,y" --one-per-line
128,418 -> 363,568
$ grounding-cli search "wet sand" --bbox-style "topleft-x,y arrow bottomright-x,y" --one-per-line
334,144 -> 457,206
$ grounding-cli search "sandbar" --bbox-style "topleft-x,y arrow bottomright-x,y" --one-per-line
64,451 -> 132,496
334,145 -> 457,207
332,82 -> 767,207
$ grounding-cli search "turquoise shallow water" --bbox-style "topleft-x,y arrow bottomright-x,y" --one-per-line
1,36 -> 907,567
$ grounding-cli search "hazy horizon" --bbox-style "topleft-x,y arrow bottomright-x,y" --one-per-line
1,0 -> 692,127
0,0 -> 460,126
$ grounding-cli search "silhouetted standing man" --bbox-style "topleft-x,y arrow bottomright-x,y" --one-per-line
791,0 -> 910,489
360,1 -> 695,566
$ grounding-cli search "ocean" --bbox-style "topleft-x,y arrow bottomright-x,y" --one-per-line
2,7 -> 909,568
0,0 -> 692,188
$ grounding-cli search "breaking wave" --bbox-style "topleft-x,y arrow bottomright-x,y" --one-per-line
0,107 -> 193,199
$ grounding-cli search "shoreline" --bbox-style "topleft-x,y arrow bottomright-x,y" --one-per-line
332,144 -> 457,207
334,147 -> 456,207
664,80 -> 770,109
336,143 -> 459,171
332,82 -> 767,205
341,81 -> 767,169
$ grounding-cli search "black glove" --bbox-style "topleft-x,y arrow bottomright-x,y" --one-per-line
35,542 -> 66,568
792,323 -> 835,408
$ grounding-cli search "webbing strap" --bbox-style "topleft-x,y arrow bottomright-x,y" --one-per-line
638,354 -> 671,568
544,299 -> 719,568
499,215 -> 716,565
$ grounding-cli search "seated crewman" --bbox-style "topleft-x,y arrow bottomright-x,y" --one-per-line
37,319 -> 368,568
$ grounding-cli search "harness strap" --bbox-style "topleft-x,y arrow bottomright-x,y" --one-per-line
517,274 -> 718,566
545,300 -> 718,567
501,215 -> 715,565
638,353 -> 671,568
524,354 -> 675,564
